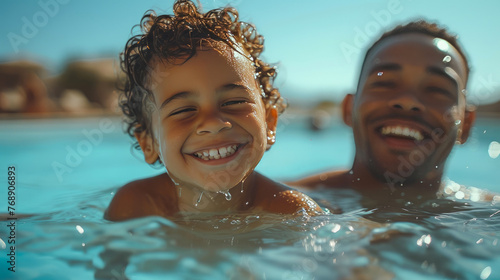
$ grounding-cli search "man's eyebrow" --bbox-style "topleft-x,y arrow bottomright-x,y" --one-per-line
427,66 -> 459,87
159,91 -> 191,109
368,63 -> 402,76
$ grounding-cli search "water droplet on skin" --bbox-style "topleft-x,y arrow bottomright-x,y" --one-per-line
178,187 -> 182,197
170,177 -> 180,190
435,165 -> 439,169
455,120 -> 462,125
442,55 -> 451,63
218,190 -> 232,201
240,180 -> 245,193
377,71 -> 383,76
349,170 -> 354,175
195,192 -> 204,207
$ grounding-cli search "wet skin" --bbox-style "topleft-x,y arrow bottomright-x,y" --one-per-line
105,46 -> 322,221
290,33 -> 476,203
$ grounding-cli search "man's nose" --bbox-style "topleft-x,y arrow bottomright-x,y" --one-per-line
388,90 -> 425,113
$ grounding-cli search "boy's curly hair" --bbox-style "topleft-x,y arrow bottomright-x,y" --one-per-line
119,0 -> 285,149
359,20 -> 470,89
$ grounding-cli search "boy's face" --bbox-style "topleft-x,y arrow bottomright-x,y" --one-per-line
140,46 -> 276,193
346,33 -> 473,183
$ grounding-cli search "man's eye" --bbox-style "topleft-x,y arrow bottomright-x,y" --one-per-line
169,107 -> 196,116
371,81 -> 396,88
427,86 -> 451,96
222,100 -> 247,107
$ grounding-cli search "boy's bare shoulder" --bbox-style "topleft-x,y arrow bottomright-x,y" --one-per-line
286,170 -> 349,190
104,173 -> 178,221
253,173 -> 323,215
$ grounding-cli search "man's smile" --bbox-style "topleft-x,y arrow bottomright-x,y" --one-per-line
370,118 -> 436,151
379,125 -> 424,141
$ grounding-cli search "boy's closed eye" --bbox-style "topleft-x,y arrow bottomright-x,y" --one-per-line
222,99 -> 250,107
168,106 -> 197,117
166,98 -> 252,118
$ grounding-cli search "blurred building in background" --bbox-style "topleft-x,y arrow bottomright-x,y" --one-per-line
0,56 -> 498,119
0,60 -> 53,114
0,58 -> 122,117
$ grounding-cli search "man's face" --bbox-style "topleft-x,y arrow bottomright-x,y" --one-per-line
143,47 -> 276,193
348,33 -> 471,184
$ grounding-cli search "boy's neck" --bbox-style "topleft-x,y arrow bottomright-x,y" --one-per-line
174,172 -> 257,213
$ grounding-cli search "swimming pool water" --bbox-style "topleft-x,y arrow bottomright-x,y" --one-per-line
0,116 -> 499,279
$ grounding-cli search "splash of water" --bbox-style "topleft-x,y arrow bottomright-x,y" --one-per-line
195,191 -> 204,207
218,190 -> 232,201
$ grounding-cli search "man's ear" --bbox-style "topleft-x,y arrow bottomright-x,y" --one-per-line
457,108 -> 476,144
265,105 -> 278,150
134,130 -> 159,164
342,94 -> 354,127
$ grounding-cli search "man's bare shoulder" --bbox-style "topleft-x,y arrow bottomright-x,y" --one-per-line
104,173 -> 177,221
286,170 -> 350,190
253,173 -> 323,215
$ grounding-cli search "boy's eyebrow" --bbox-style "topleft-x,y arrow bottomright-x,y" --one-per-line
159,91 -> 190,109
368,63 -> 402,76
217,83 -> 249,93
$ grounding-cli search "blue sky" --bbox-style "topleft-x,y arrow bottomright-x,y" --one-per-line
1,0 -> 499,104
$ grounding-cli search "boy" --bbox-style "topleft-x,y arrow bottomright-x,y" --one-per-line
105,0 -> 322,221
290,20 -> 497,208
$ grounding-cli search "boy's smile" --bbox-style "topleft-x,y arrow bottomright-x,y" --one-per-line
143,46 -> 275,193
348,33 -> 471,182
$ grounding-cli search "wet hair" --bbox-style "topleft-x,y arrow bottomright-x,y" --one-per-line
119,0 -> 285,151
358,20 -> 470,89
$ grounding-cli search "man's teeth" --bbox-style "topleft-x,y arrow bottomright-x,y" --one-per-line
381,126 -> 424,141
194,145 -> 238,160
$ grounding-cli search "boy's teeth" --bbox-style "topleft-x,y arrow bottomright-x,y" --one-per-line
194,145 -> 238,160
219,147 -> 227,156
381,126 -> 424,141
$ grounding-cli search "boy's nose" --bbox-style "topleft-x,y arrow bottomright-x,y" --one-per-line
388,91 -> 425,113
196,111 -> 232,135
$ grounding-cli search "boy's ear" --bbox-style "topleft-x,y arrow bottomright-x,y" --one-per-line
265,106 -> 278,150
134,130 -> 159,164
342,94 -> 354,127
457,109 -> 476,144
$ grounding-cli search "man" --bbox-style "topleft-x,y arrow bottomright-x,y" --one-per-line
289,21 -> 497,211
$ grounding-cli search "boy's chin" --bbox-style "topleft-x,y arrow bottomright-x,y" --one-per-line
199,181 -> 241,194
